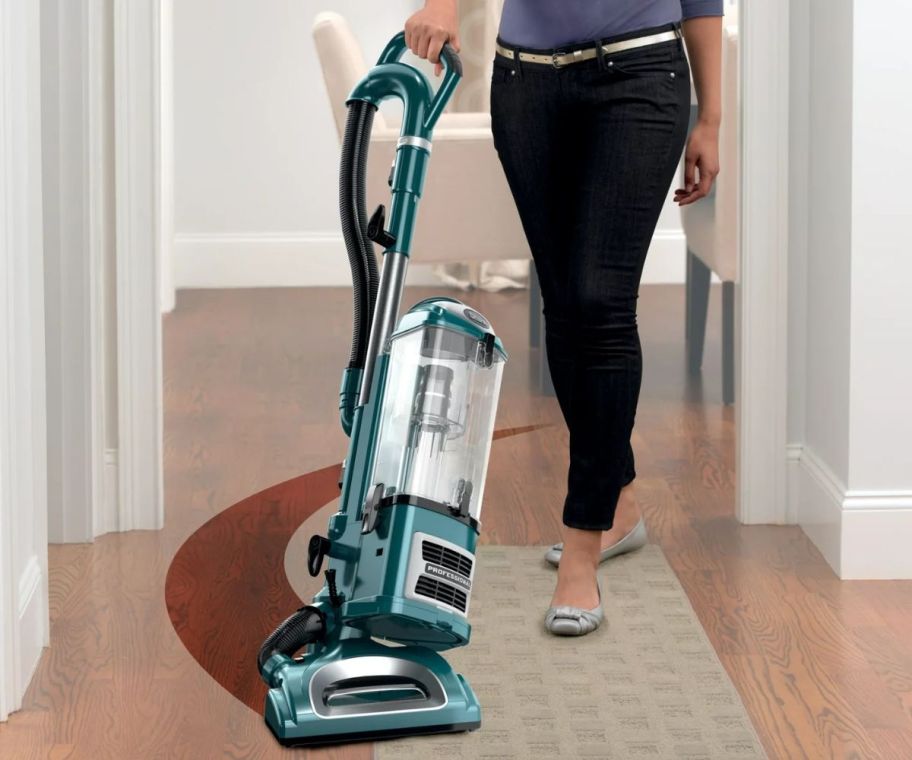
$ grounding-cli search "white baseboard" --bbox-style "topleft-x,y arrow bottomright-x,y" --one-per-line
789,443 -> 844,573
94,448 -> 119,538
785,444 -> 802,525
789,443 -> 912,579
173,230 -> 699,289
12,556 -> 46,718
840,505 -> 912,580
1,557 -> 46,721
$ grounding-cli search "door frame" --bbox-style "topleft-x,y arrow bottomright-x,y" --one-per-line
125,0 -> 792,528
736,0 -> 790,523
112,0 -> 165,532
0,0 -> 49,721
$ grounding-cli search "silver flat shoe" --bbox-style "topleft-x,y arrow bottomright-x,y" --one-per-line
544,581 -> 604,636
544,516 -> 647,568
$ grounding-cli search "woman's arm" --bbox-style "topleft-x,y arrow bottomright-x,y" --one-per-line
675,16 -> 723,206
405,0 -> 460,77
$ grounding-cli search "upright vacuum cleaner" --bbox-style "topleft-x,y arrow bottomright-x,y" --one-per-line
256,32 -> 508,746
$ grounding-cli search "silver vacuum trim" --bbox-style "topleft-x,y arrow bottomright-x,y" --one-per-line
309,656 -> 448,718
404,531 -> 476,617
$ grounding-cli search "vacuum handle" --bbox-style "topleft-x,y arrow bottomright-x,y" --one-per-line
377,32 -> 463,131
438,43 -> 463,77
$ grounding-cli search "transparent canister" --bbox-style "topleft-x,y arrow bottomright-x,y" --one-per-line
368,302 -> 506,524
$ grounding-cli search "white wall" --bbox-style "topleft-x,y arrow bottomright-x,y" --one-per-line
788,0 -> 912,578
788,0 -> 854,566
786,0 -> 808,449
0,0 -> 50,720
804,1 -> 854,482
838,0 -> 912,577
172,0 -> 440,288
847,2 -> 912,491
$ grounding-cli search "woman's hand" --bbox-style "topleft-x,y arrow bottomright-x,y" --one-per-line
675,120 -> 720,206
677,16 -> 723,206
405,0 -> 460,76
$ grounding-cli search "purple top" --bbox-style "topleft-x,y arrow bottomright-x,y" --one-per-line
498,0 -> 723,49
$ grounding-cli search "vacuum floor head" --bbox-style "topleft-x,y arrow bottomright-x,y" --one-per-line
264,638 -> 480,746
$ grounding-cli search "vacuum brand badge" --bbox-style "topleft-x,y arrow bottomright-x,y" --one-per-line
425,563 -> 471,590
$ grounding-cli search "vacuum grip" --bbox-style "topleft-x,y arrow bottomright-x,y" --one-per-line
373,31 -> 463,132
377,33 -> 461,76
439,43 -> 462,77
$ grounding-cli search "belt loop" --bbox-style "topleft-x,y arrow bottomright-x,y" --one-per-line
595,37 -> 607,71
513,47 -> 524,79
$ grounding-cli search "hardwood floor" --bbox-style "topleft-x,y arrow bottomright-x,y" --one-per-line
1,283 -> 911,759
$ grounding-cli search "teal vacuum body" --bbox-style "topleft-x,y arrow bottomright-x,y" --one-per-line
257,33 -> 507,747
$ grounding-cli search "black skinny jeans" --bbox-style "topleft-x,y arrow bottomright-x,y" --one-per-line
490,24 -> 691,530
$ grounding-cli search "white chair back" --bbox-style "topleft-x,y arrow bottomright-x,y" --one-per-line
680,24 -> 739,282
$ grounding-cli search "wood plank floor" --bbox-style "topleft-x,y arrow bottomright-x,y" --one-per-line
1,283 -> 911,759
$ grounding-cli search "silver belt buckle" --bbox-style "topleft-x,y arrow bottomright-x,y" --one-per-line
551,51 -> 565,69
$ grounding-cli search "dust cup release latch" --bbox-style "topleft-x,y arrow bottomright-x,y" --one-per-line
477,332 -> 497,368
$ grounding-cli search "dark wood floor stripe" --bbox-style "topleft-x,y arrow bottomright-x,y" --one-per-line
165,463 -> 340,712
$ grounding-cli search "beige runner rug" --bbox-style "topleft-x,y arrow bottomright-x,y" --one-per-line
375,544 -> 767,760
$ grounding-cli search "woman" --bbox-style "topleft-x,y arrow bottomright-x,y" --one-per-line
405,1 -> 722,636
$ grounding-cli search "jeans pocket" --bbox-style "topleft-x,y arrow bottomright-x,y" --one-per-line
606,44 -> 676,77
491,58 -> 518,85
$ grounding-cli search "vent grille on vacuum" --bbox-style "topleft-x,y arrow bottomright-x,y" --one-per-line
421,540 -> 473,578
414,575 -> 468,613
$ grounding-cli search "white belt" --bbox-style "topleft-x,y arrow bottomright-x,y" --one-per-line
495,28 -> 681,69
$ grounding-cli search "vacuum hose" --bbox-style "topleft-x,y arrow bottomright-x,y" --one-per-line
257,605 -> 327,676
339,100 -> 379,370
258,102 -> 378,680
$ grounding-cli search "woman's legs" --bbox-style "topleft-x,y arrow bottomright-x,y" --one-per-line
492,35 -> 691,609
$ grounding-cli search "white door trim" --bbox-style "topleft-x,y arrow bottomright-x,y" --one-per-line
0,0 -> 49,720
113,0 -> 164,531
149,2 -> 793,529
42,0 -> 113,543
736,0 -> 791,524
159,0 -> 175,313
87,0 -> 118,537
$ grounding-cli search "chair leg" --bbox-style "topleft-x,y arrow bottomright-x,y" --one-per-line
685,249 -> 711,374
529,262 -> 541,348
722,281 -> 735,405
685,250 -> 691,342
